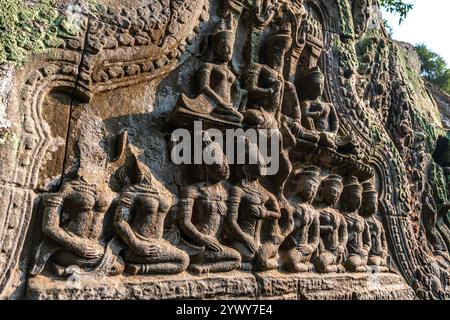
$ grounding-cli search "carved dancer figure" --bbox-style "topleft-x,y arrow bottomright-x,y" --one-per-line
30,178 -> 122,276
178,133 -> 241,275
351,0 -> 373,35
171,16 -> 244,127
244,20 -> 317,200
359,182 -> 389,272
299,67 -> 339,150
113,143 -> 189,275
341,177 -> 371,272
315,175 -> 348,273
281,167 -> 321,273
228,140 -> 282,271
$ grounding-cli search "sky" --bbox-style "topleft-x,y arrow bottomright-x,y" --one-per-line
382,0 -> 450,65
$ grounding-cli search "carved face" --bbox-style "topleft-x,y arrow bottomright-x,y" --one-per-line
213,33 -> 234,63
310,77 -> 325,98
298,176 -> 320,202
243,163 -> 265,181
205,162 -> 230,182
323,184 -> 343,206
342,187 -> 363,212
361,195 -> 378,217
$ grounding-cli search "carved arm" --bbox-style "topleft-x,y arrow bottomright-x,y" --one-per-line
337,216 -> 349,252
380,221 -> 389,258
228,188 -> 258,252
113,194 -> 149,255
178,187 -> 220,250
361,220 -> 372,257
262,193 -> 281,220
198,65 -> 228,107
328,103 -> 339,134
308,214 -> 321,252
246,65 -> 275,99
42,194 -> 88,256
300,101 -> 316,131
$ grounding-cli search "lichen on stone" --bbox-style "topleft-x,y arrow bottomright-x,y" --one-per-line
0,0 -> 65,65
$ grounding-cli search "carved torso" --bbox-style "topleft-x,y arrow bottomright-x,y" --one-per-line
204,62 -> 236,105
303,100 -> 336,132
319,207 -> 345,250
344,212 -> 367,255
190,183 -> 228,239
368,217 -> 384,256
237,181 -> 273,244
121,185 -> 170,240
61,186 -> 106,242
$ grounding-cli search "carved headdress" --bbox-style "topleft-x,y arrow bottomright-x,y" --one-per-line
238,137 -> 268,178
113,132 -> 172,200
322,174 -> 343,189
113,132 -> 154,186
212,14 -> 235,42
362,181 -> 378,201
299,166 -> 321,183
343,176 -> 363,191
299,66 -> 325,84
202,131 -> 230,181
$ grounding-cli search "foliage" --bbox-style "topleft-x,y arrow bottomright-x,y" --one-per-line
415,44 -> 450,95
379,0 -> 413,23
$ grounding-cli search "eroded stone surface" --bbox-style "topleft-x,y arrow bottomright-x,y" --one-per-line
27,271 -> 414,300
27,271 -> 258,300
0,0 -> 449,300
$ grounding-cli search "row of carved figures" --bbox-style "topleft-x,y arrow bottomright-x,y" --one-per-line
30,137 -> 388,278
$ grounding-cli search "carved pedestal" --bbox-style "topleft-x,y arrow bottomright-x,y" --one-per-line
27,272 -> 415,300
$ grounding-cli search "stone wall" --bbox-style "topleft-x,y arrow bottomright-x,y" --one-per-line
0,0 -> 449,300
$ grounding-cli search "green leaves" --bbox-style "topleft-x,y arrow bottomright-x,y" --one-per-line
415,44 -> 450,94
379,0 -> 414,24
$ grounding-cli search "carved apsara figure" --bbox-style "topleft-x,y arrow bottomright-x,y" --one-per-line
341,176 -> 371,272
228,140 -> 282,271
281,167 -> 321,273
171,16 -> 244,128
359,182 -> 389,272
178,133 -> 241,275
113,143 -> 189,275
315,175 -> 348,273
351,0 -> 373,36
244,20 -> 317,200
299,67 -> 339,150
30,178 -> 122,276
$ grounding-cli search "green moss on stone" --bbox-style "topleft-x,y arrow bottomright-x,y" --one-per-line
0,0 -> 65,65
337,0 -> 355,39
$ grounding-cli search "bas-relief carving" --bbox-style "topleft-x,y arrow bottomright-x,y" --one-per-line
177,133 -> 241,275
228,139 -> 282,272
0,0 -> 448,299
113,137 -> 189,275
315,175 -> 347,273
280,167 -> 321,273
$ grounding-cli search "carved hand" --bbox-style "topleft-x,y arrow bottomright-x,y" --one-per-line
299,245 -> 312,256
321,226 -> 334,233
245,236 -> 259,254
74,241 -> 104,259
205,237 -> 224,253
358,248 -> 369,258
289,121 -> 302,136
335,245 -> 346,257
142,244 -> 158,256
130,239 -> 157,257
